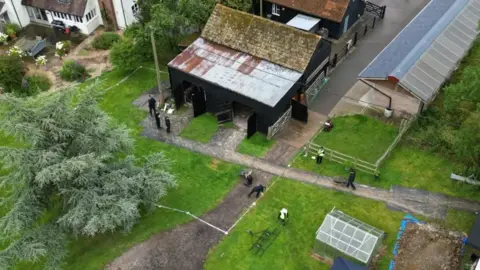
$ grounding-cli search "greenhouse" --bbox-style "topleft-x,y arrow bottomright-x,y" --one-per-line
314,209 -> 384,264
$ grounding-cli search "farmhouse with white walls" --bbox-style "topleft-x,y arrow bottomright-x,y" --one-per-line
0,0 -> 138,35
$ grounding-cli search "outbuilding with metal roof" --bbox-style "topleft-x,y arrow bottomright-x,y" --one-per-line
168,4 -> 331,137
358,0 -> 480,116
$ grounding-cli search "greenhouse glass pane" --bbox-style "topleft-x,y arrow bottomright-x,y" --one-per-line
344,225 -> 355,236
354,230 -> 366,241
347,246 -> 357,255
351,239 -> 362,248
358,252 -> 369,263
334,220 -> 345,231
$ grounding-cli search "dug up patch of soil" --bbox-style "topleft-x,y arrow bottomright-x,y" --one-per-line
394,223 -> 463,270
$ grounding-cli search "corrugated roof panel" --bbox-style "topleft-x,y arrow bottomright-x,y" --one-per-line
168,38 -> 302,108
432,42 -> 460,63
287,14 -> 321,31
359,0 -> 458,79
399,0 -> 480,102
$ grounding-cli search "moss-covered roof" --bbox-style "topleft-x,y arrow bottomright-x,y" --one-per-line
201,4 -> 321,72
268,0 -> 349,23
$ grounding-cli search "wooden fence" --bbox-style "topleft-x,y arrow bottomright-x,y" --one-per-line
375,116 -> 417,167
305,142 -> 378,175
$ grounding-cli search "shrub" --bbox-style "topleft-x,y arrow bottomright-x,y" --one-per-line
0,32 -> 8,44
92,32 -> 121,50
56,40 -> 72,57
110,38 -> 138,72
5,23 -> 20,37
14,75 -> 52,96
60,60 -> 88,81
0,55 -> 24,93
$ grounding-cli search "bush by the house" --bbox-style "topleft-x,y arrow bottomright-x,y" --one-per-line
4,23 -> 20,38
55,40 -> 72,57
35,55 -> 48,66
60,60 -> 88,81
23,74 -> 51,96
0,55 -> 24,93
7,46 -> 26,57
110,38 -> 138,72
0,32 -> 8,44
92,32 -> 121,50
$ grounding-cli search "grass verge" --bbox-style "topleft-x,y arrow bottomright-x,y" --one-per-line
1,67 -> 242,269
313,115 -> 398,163
180,113 -> 218,143
236,132 -> 275,158
205,179 -> 477,270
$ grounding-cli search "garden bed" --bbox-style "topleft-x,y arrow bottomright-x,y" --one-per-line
394,223 -> 463,270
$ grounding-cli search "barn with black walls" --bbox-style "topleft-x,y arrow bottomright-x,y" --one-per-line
168,4 -> 331,136
252,0 -> 366,39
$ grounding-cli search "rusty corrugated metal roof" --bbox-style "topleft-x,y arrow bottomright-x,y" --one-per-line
268,0 -> 349,23
201,4 -> 321,73
168,38 -> 302,108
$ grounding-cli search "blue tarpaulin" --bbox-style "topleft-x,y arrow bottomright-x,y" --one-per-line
331,257 -> 367,270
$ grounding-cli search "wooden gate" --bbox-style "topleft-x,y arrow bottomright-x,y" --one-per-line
192,88 -> 206,117
267,106 -> 292,139
291,99 -> 308,123
365,1 -> 386,19
247,113 -> 257,139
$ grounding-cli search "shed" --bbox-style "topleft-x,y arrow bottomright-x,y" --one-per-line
254,0 -> 366,39
314,210 -> 384,264
358,0 -> 480,116
168,4 -> 331,137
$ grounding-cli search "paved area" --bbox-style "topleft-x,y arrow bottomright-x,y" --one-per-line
309,0 -> 432,115
274,111 -> 327,148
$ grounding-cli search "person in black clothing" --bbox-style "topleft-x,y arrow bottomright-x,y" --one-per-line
244,174 -> 253,187
147,95 -> 157,117
154,111 -> 161,129
248,185 -> 266,198
346,169 -> 356,190
165,117 -> 171,133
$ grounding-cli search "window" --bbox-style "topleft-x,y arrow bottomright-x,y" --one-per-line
85,8 -> 97,22
57,0 -> 71,3
132,3 -> 139,16
272,4 -> 280,16
75,16 -> 83,23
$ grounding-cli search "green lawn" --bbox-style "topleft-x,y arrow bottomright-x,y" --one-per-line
236,132 -> 275,158
313,115 -> 398,163
180,113 -> 218,143
292,143 -> 480,201
1,67 -> 242,269
205,179 -> 477,270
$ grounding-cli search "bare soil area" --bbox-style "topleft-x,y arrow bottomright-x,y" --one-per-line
395,223 -> 463,270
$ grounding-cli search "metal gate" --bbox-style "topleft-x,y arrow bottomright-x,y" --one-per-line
192,88 -> 206,117
291,99 -> 308,123
247,113 -> 257,138
305,71 -> 328,106
365,1 -> 386,19
267,106 -> 291,139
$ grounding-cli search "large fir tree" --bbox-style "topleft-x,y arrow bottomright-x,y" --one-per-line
0,85 -> 176,268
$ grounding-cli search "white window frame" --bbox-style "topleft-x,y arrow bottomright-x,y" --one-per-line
272,4 -> 280,16
85,8 -> 97,22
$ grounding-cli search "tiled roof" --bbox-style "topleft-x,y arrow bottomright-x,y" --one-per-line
21,0 -> 88,17
201,4 -> 321,72
268,0 -> 349,23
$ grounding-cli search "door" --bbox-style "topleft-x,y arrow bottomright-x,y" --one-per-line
173,85 -> 184,109
247,113 -> 257,139
343,15 -> 349,34
291,99 -> 308,123
192,88 -> 206,117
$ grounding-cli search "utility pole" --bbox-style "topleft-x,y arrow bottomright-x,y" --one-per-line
150,31 -> 164,105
